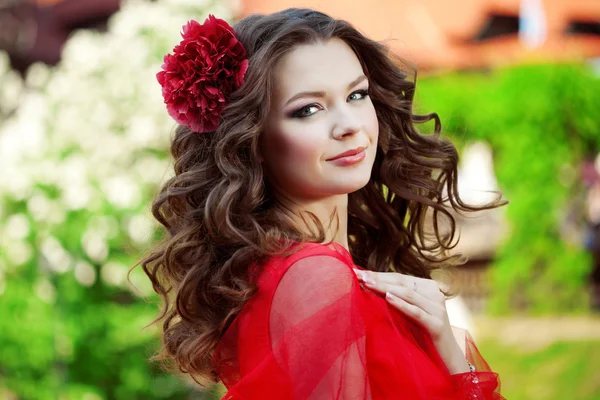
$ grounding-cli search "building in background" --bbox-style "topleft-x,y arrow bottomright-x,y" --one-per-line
237,0 -> 600,72
2,0 -> 599,73
0,0 -> 120,73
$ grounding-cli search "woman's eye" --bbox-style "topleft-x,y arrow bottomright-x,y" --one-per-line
290,89 -> 370,119
292,105 -> 321,118
349,89 -> 370,101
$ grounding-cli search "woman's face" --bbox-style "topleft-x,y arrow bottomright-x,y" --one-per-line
261,38 -> 379,202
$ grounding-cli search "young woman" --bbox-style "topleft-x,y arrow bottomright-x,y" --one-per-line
141,7 -> 506,399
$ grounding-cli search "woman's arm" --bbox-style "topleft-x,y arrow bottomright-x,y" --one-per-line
433,331 -> 472,374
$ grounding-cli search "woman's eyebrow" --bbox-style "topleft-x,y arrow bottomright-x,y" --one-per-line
283,75 -> 367,106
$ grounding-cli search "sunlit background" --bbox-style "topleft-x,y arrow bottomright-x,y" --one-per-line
1,0 -> 599,399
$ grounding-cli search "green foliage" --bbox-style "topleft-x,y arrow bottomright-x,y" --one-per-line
1,274 -> 191,400
478,337 -> 600,400
1,1 -> 598,395
0,0 -> 231,398
417,64 -> 600,314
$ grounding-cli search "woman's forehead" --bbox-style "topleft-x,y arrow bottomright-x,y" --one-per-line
271,39 -> 365,100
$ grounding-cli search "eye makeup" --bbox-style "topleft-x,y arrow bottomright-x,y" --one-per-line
289,88 -> 371,119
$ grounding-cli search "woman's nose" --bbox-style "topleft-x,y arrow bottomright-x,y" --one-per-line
331,107 -> 361,139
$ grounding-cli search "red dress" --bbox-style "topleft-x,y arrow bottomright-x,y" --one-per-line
212,242 -> 504,399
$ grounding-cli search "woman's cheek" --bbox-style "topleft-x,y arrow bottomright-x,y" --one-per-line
280,126 -> 324,162
365,105 -> 379,140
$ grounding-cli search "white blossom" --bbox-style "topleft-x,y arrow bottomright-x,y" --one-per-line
100,261 -> 128,286
40,235 -> 73,273
74,260 -> 97,287
4,239 -> 34,267
0,0 -> 224,290
34,278 -> 57,304
5,214 -> 30,240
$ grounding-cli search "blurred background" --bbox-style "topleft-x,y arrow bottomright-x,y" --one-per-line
1,0 -> 599,399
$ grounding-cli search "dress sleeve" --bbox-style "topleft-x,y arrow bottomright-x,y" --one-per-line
449,326 -> 504,399
268,254 -> 371,399
214,246 -> 504,399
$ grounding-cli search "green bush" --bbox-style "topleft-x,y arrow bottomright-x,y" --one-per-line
417,64 -> 600,314
478,337 -> 600,400
1,1 -> 598,396
0,0 -> 230,398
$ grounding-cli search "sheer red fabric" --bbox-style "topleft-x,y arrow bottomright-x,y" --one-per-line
213,242 -> 504,399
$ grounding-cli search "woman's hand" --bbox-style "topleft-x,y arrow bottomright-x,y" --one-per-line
352,268 -> 471,373
353,268 -> 452,341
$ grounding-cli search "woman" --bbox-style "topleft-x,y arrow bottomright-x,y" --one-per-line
140,8 -> 506,399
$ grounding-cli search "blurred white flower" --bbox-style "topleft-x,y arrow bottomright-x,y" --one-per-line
103,176 -> 142,209
34,278 -> 56,304
27,194 -> 51,221
82,230 -> 109,263
100,261 -> 127,286
25,62 -> 51,89
128,115 -> 160,147
134,156 -> 171,184
88,216 -> 119,239
26,193 -> 66,225
0,69 -> 24,111
46,201 -> 67,225
74,260 -> 97,287
5,214 -> 30,240
4,239 -> 33,267
40,236 -> 72,273
14,92 -> 48,156
62,184 -> 94,210
0,0 -> 224,285
127,214 -> 156,244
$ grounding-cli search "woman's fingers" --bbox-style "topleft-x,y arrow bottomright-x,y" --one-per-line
354,268 -> 411,287
385,292 -> 432,324
353,268 -> 449,338
354,269 -> 445,302
364,279 -> 437,316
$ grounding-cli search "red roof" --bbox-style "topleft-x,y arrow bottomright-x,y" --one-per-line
236,0 -> 600,71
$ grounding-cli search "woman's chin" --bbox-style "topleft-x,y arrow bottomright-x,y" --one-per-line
330,179 -> 370,195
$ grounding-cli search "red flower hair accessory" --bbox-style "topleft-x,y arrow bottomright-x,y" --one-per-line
157,15 -> 249,133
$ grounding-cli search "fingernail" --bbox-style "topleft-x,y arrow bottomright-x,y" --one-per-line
353,269 -> 364,280
386,292 -> 393,300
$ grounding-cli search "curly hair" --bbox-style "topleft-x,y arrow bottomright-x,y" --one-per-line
136,8 -> 505,387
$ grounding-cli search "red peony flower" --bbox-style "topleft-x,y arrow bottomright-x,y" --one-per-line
157,15 -> 249,133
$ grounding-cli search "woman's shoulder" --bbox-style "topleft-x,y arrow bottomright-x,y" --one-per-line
257,241 -> 356,287
266,242 -> 361,317
267,241 -> 354,269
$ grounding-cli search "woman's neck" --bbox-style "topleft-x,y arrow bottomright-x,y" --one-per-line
281,193 -> 350,251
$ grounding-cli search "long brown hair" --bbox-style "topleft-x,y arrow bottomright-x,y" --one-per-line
136,8 -> 505,386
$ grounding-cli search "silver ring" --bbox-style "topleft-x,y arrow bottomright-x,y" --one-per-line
413,281 -> 417,292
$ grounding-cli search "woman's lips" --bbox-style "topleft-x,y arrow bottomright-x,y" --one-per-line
327,148 -> 366,166
328,146 -> 366,161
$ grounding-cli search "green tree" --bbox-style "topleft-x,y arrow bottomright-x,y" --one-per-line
0,0 -> 230,398
417,64 -> 600,314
